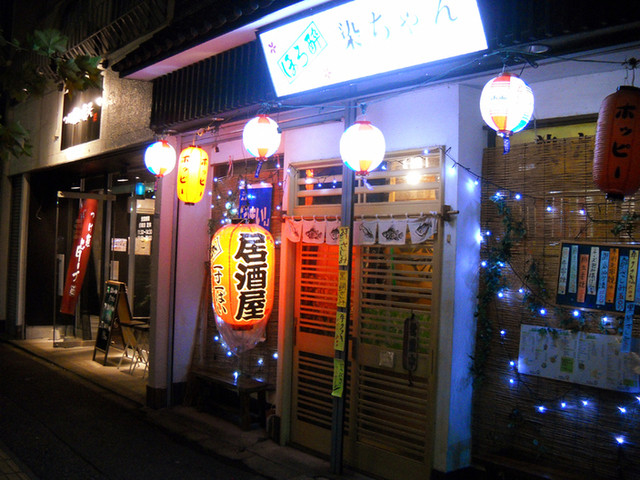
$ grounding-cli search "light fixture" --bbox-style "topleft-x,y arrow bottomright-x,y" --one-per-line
593,85 -> 640,201
177,146 -> 209,204
480,72 -> 534,153
210,222 -> 276,329
339,121 -> 386,175
242,114 -> 281,177
144,140 -> 176,177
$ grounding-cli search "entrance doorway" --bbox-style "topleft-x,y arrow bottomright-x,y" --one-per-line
286,148 -> 443,480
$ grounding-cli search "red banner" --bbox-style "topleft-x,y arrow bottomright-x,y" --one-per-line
60,198 -> 98,315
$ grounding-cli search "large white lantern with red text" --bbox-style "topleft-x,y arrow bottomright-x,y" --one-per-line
480,72 -> 534,153
339,121 -> 386,175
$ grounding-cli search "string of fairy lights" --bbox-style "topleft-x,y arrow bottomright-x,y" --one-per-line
446,143 -> 640,459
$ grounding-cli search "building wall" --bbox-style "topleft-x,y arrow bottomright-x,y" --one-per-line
7,69 -> 154,176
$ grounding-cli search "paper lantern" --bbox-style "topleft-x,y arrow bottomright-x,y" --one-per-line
593,85 -> 640,201
243,115 -> 281,177
177,146 -> 208,204
210,222 -> 276,329
480,72 -> 534,153
339,120 -> 386,175
144,140 -> 176,177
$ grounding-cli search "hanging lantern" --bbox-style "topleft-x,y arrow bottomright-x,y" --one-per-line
210,222 -> 276,330
479,72 -> 534,153
339,120 -> 386,175
242,115 -> 281,177
593,85 -> 640,201
144,140 -> 176,177
177,146 -> 209,204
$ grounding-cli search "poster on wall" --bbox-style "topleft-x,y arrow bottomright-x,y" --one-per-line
239,183 -> 273,230
555,241 -> 640,314
518,324 -> 640,393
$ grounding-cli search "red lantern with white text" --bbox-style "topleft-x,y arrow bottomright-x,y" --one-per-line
593,85 -> 640,201
210,222 -> 275,330
177,146 -> 208,204
480,72 -> 534,153
242,115 -> 281,177
144,140 -> 176,177
339,120 -> 386,175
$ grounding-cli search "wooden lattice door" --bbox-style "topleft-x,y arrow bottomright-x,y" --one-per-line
291,241 -> 437,480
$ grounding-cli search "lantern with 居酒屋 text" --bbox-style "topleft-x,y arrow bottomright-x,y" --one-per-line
144,140 -> 176,177
339,120 -> 386,175
210,222 -> 276,329
593,85 -> 640,201
242,114 -> 281,177
177,146 -> 208,204
479,72 -> 534,153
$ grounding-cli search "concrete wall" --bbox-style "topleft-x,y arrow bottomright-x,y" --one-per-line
8,69 -> 154,176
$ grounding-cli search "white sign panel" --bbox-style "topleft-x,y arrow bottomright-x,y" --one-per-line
258,0 -> 487,97
518,324 -> 640,393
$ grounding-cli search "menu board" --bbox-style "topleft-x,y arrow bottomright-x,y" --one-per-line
93,281 -> 130,365
556,242 -> 640,313
518,324 -> 640,393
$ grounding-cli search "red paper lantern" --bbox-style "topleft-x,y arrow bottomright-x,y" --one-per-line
593,85 -> 640,201
177,146 -> 208,204
210,222 -> 276,329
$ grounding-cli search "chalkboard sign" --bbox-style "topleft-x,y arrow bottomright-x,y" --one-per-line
93,281 -> 132,365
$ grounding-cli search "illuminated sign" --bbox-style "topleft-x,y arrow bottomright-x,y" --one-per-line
258,0 -> 487,97
61,87 -> 102,149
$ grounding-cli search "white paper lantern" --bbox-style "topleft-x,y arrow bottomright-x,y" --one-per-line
339,121 -> 386,175
144,140 -> 176,177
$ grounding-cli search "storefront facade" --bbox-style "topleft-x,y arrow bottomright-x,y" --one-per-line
3,1 -> 640,479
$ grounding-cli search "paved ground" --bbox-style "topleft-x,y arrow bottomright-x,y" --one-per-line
0,341 -> 268,480
0,340 -> 371,480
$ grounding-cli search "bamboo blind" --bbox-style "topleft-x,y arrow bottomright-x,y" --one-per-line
474,136 -> 640,479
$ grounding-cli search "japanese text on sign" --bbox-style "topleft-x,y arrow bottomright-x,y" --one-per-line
233,232 -> 270,322
259,0 -> 487,97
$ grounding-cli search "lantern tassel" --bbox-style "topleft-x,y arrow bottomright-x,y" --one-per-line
255,159 -> 263,178
502,135 -> 511,154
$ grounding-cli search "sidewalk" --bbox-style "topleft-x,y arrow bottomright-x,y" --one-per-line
0,440 -> 36,480
3,338 -> 371,480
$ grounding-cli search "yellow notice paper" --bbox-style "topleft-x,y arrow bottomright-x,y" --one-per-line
332,358 -> 345,397
334,311 -> 346,351
337,270 -> 348,308
338,227 -> 350,266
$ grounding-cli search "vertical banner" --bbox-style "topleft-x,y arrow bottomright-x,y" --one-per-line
60,199 -> 98,315
239,183 -> 273,230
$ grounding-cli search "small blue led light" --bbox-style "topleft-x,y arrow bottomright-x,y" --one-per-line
572,310 -> 580,317
582,400 -> 589,407
509,360 -> 515,367
514,193 -> 521,200
226,350 -> 233,357
616,436 -> 625,445
546,205 -> 553,212
518,288 -> 525,294
481,261 -> 487,267
273,352 -> 279,359
509,378 -> 515,385
537,406 -> 546,413
500,329 -> 507,336
561,402 -> 567,409
497,292 -> 504,298
539,308 -> 547,316
619,406 -> 627,414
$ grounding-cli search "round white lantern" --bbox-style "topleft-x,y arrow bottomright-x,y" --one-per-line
242,115 -> 281,160
479,73 -> 534,152
144,140 -> 176,177
339,121 -> 386,175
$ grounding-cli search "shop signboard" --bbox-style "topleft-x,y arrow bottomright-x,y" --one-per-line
258,0 -> 487,97
61,86 -> 102,149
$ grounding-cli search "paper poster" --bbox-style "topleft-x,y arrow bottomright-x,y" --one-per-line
332,358 -> 345,397
334,311 -> 346,351
337,270 -> 348,308
338,227 -> 350,266
518,324 -> 640,392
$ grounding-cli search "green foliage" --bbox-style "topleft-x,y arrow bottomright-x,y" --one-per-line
0,28 -> 102,160
611,212 -> 640,237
